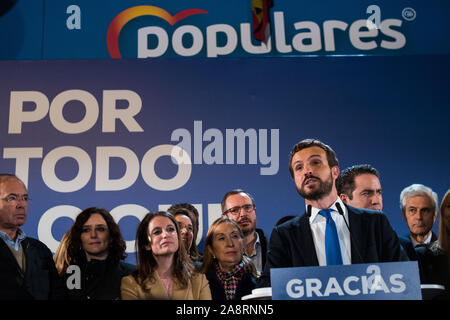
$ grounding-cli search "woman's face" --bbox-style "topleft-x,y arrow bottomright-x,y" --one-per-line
209,222 -> 243,272
80,213 -> 110,260
147,216 -> 179,256
175,214 -> 193,252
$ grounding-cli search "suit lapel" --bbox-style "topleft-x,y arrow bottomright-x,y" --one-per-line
0,238 -> 22,269
431,232 -> 438,243
171,278 -> 191,300
346,206 -> 365,263
153,272 -> 192,300
0,238 -> 26,280
298,214 -> 319,266
147,272 -> 170,299
0,239 -> 13,262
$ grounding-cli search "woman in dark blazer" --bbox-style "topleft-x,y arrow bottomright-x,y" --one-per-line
416,189 -> 450,300
201,217 -> 257,300
54,207 -> 136,300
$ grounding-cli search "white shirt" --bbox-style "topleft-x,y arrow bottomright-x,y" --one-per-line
308,197 -> 351,266
245,231 -> 262,275
410,232 -> 433,247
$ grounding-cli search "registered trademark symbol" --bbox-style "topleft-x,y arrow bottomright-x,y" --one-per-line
402,7 -> 416,21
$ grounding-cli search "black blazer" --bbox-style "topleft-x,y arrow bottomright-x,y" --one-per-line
257,204 -> 408,288
205,270 -> 256,300
64,257 -> 136,300
0,237 -> 65,300
399,232 -> 437,261
415,245 -> 450,300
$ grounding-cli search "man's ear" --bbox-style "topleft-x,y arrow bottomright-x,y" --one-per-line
340,193 -> 349,204
401,210 -> 407,222
331,165 -> 340,180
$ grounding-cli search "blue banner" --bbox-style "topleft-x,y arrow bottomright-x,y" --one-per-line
1,55 -> 449,264
1,0 -> 450,60
271,262 -> 422,300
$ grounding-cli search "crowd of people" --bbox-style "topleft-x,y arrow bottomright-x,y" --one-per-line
0,138 -> 449,300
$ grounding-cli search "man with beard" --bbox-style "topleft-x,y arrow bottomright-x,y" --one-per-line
257,139 -> 407,288
221,189 -> 267,275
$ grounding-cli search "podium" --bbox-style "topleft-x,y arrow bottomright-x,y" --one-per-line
241,288 -> 272,300
269,261 -> 422,300
420,284 -> 446,300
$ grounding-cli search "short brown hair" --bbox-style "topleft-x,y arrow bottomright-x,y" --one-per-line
288,139 -> 339,178
336,164 -> 380,199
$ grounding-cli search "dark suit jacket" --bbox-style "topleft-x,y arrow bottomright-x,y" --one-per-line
257,204 -> 408,288
205,270 -> 256,300
415,245 -> 450,300
0,237 -> 65,300
64,256 -> 136,300
399,232 -> 437,261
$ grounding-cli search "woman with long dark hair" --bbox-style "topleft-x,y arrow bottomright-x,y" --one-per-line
121,211 -> 211,300
54,207 -> 135,300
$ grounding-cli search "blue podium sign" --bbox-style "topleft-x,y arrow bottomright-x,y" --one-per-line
271,262 -> 421,300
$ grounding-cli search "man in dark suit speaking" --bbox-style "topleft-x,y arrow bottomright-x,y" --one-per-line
257,139 -> 408,288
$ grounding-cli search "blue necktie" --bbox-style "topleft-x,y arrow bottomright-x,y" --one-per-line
318,209 -> 343,265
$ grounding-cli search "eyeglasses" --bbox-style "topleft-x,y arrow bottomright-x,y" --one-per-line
223,204 -> 255,216
1,195 -> 30,203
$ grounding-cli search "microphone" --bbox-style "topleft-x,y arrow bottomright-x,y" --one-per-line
306,204 -> 312,217
335,202 -> 364,263
335,202 -> 350,230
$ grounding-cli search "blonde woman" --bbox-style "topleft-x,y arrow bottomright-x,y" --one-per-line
437,189 -> 450,253
53,231 -> 71,276
416,189 -> 450,299
201,217 -> 257,300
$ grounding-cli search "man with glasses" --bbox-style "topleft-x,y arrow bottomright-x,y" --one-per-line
0,174 -> 64,299
221,189 -> 267,275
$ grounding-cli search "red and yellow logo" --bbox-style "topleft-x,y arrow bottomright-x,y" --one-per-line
107,6 -> 208,58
